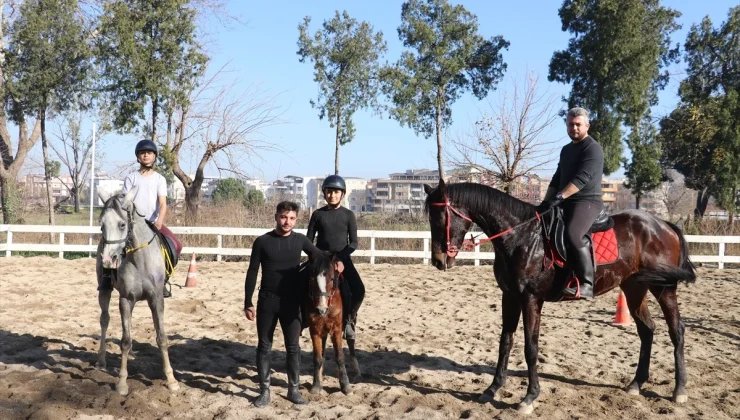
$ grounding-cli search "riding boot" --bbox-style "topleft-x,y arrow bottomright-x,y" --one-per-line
564,245 -> 594,300
253,352 -> 271,408
97,269 -> 114,291
163,277 -> 172,298
286,351 -> 306,405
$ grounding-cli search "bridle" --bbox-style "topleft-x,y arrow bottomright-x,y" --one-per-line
309,271 -> 341,313
430,196 -> 546,258
101,199 -> 156,257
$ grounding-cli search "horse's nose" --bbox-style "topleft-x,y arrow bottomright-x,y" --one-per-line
318,307 -> 328,316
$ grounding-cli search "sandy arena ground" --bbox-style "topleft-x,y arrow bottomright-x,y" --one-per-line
0,257 -> 738,419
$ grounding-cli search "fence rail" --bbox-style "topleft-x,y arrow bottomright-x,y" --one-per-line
1,224 -> 738,269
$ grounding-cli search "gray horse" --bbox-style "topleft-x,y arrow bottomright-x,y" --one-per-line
95,187 -> 179,395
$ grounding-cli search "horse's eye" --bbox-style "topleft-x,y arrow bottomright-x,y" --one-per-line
118,222 -> 125,230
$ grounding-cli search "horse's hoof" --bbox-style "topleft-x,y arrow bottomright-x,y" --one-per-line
116,384 -> 129,396
626,386 -> 641,396
95,360 -> 106,370
340,383 -> 351,395
478,390 -> 495,403
167,382 -> 180,392
673,393 -> 688,404
517,402 -> 535,415
309,385 -> 322,395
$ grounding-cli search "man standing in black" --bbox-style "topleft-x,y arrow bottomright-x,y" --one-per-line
307,175 -> 364,340
537,107 -> 604,300
244,201 -> 321,407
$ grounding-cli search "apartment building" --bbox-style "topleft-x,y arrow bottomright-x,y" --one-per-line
366,169 -> 438,213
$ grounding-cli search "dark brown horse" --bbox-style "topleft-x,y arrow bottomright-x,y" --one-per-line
303,252 -> 360,395
424,180 -> 696,415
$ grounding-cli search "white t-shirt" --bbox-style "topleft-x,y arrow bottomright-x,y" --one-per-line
121,171 -> 168,222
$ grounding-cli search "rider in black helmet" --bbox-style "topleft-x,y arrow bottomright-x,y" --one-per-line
307,174 -> 364,340
97,139 -> 181,298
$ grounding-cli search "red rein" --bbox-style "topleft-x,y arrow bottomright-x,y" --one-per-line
430,199 -> 514,258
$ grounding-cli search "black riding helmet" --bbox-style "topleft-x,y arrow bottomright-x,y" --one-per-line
322,174 -> 346,192
135,139 -> 158,157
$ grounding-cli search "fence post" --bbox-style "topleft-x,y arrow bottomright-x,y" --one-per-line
217,234 -> 223,262
718,240 -> 725,270
59,233 -> 65,259
5,230 -> 11,257
370,237 -> 376,265
474,240 -> 480,266
423,238 -> 429,265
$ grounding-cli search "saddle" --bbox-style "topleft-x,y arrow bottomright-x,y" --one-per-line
540,206 -> 618,301
146,222 -> 180,275
541,206 -> 618,268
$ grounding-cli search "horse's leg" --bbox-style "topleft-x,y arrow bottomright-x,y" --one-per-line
96,290 -> 112,369
147,297 -> 179,392
347,337 -> 361,383
309,331 -> 324,395
479,291 -> 521,403
650,285 -> 688,403
517,293 -> 544,415
331,322 -> 351,395
116,297 -> 134,396
621,281 -> 655,396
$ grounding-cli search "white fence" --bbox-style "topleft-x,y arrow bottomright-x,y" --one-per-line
1,225 -> 738,269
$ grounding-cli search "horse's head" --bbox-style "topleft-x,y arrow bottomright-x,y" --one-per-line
424,179 -> 472,271
98,186 -> 138,269
307,251 -> 340,316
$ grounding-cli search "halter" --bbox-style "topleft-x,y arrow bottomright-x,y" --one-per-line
430,196 -> 546,258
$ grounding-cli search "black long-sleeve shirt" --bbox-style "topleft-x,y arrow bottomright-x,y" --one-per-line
306,206 -> 358,262
244,230 -> 320,309
548,136 -> 604,203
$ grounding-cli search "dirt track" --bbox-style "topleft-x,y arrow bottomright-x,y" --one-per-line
0,257 -> 738,419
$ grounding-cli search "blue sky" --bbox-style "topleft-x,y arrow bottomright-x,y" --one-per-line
28,0 -> 739,182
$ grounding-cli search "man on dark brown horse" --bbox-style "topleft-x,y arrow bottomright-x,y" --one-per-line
537,107 -> 604,300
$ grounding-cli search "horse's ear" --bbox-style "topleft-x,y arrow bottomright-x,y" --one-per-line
438,178 -> 447,193
423,184 -> 434,195
122,185 -> 138,204
97,190 -> 111,204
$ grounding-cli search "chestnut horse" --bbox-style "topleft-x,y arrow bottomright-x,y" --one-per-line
303,252 -> 360,395
424,180 -> 696,415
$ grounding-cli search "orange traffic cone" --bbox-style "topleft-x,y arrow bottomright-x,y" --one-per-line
613,292 -> 631,326
184,253 -> 198,288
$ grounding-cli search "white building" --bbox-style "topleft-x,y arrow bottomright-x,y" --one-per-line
93,174 -> 124,207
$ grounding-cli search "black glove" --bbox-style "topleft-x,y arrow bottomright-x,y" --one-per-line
536,192 -> 563,214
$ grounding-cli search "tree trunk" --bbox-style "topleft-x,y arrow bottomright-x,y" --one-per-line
0,173 -> 20,224
73,186 -> 80,213
694,187 -> 709,218
635,193 -> 641,211
335,107 -> 341,175
184,185 -> 202,220
151,96 -> 159,142
435,89 -> 445,180
40,112 -> 56,241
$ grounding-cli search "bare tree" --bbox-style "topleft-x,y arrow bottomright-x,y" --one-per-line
49,110 -> 108,213
658,169 -> 697,221
448,72 -> 560,193
163,69 -> 284,217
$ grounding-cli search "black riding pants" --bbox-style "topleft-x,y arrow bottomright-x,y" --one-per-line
339,258 -> 364,320
563,201 -> 603,250
256,291 -> 302,359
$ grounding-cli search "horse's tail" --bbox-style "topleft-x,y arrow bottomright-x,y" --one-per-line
633,220 -> 696,287
634,264 -> 696,286
665,221 -> 697,280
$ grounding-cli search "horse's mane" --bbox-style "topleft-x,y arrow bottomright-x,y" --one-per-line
425,182 -> 534,220
309,251 -> 334,279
